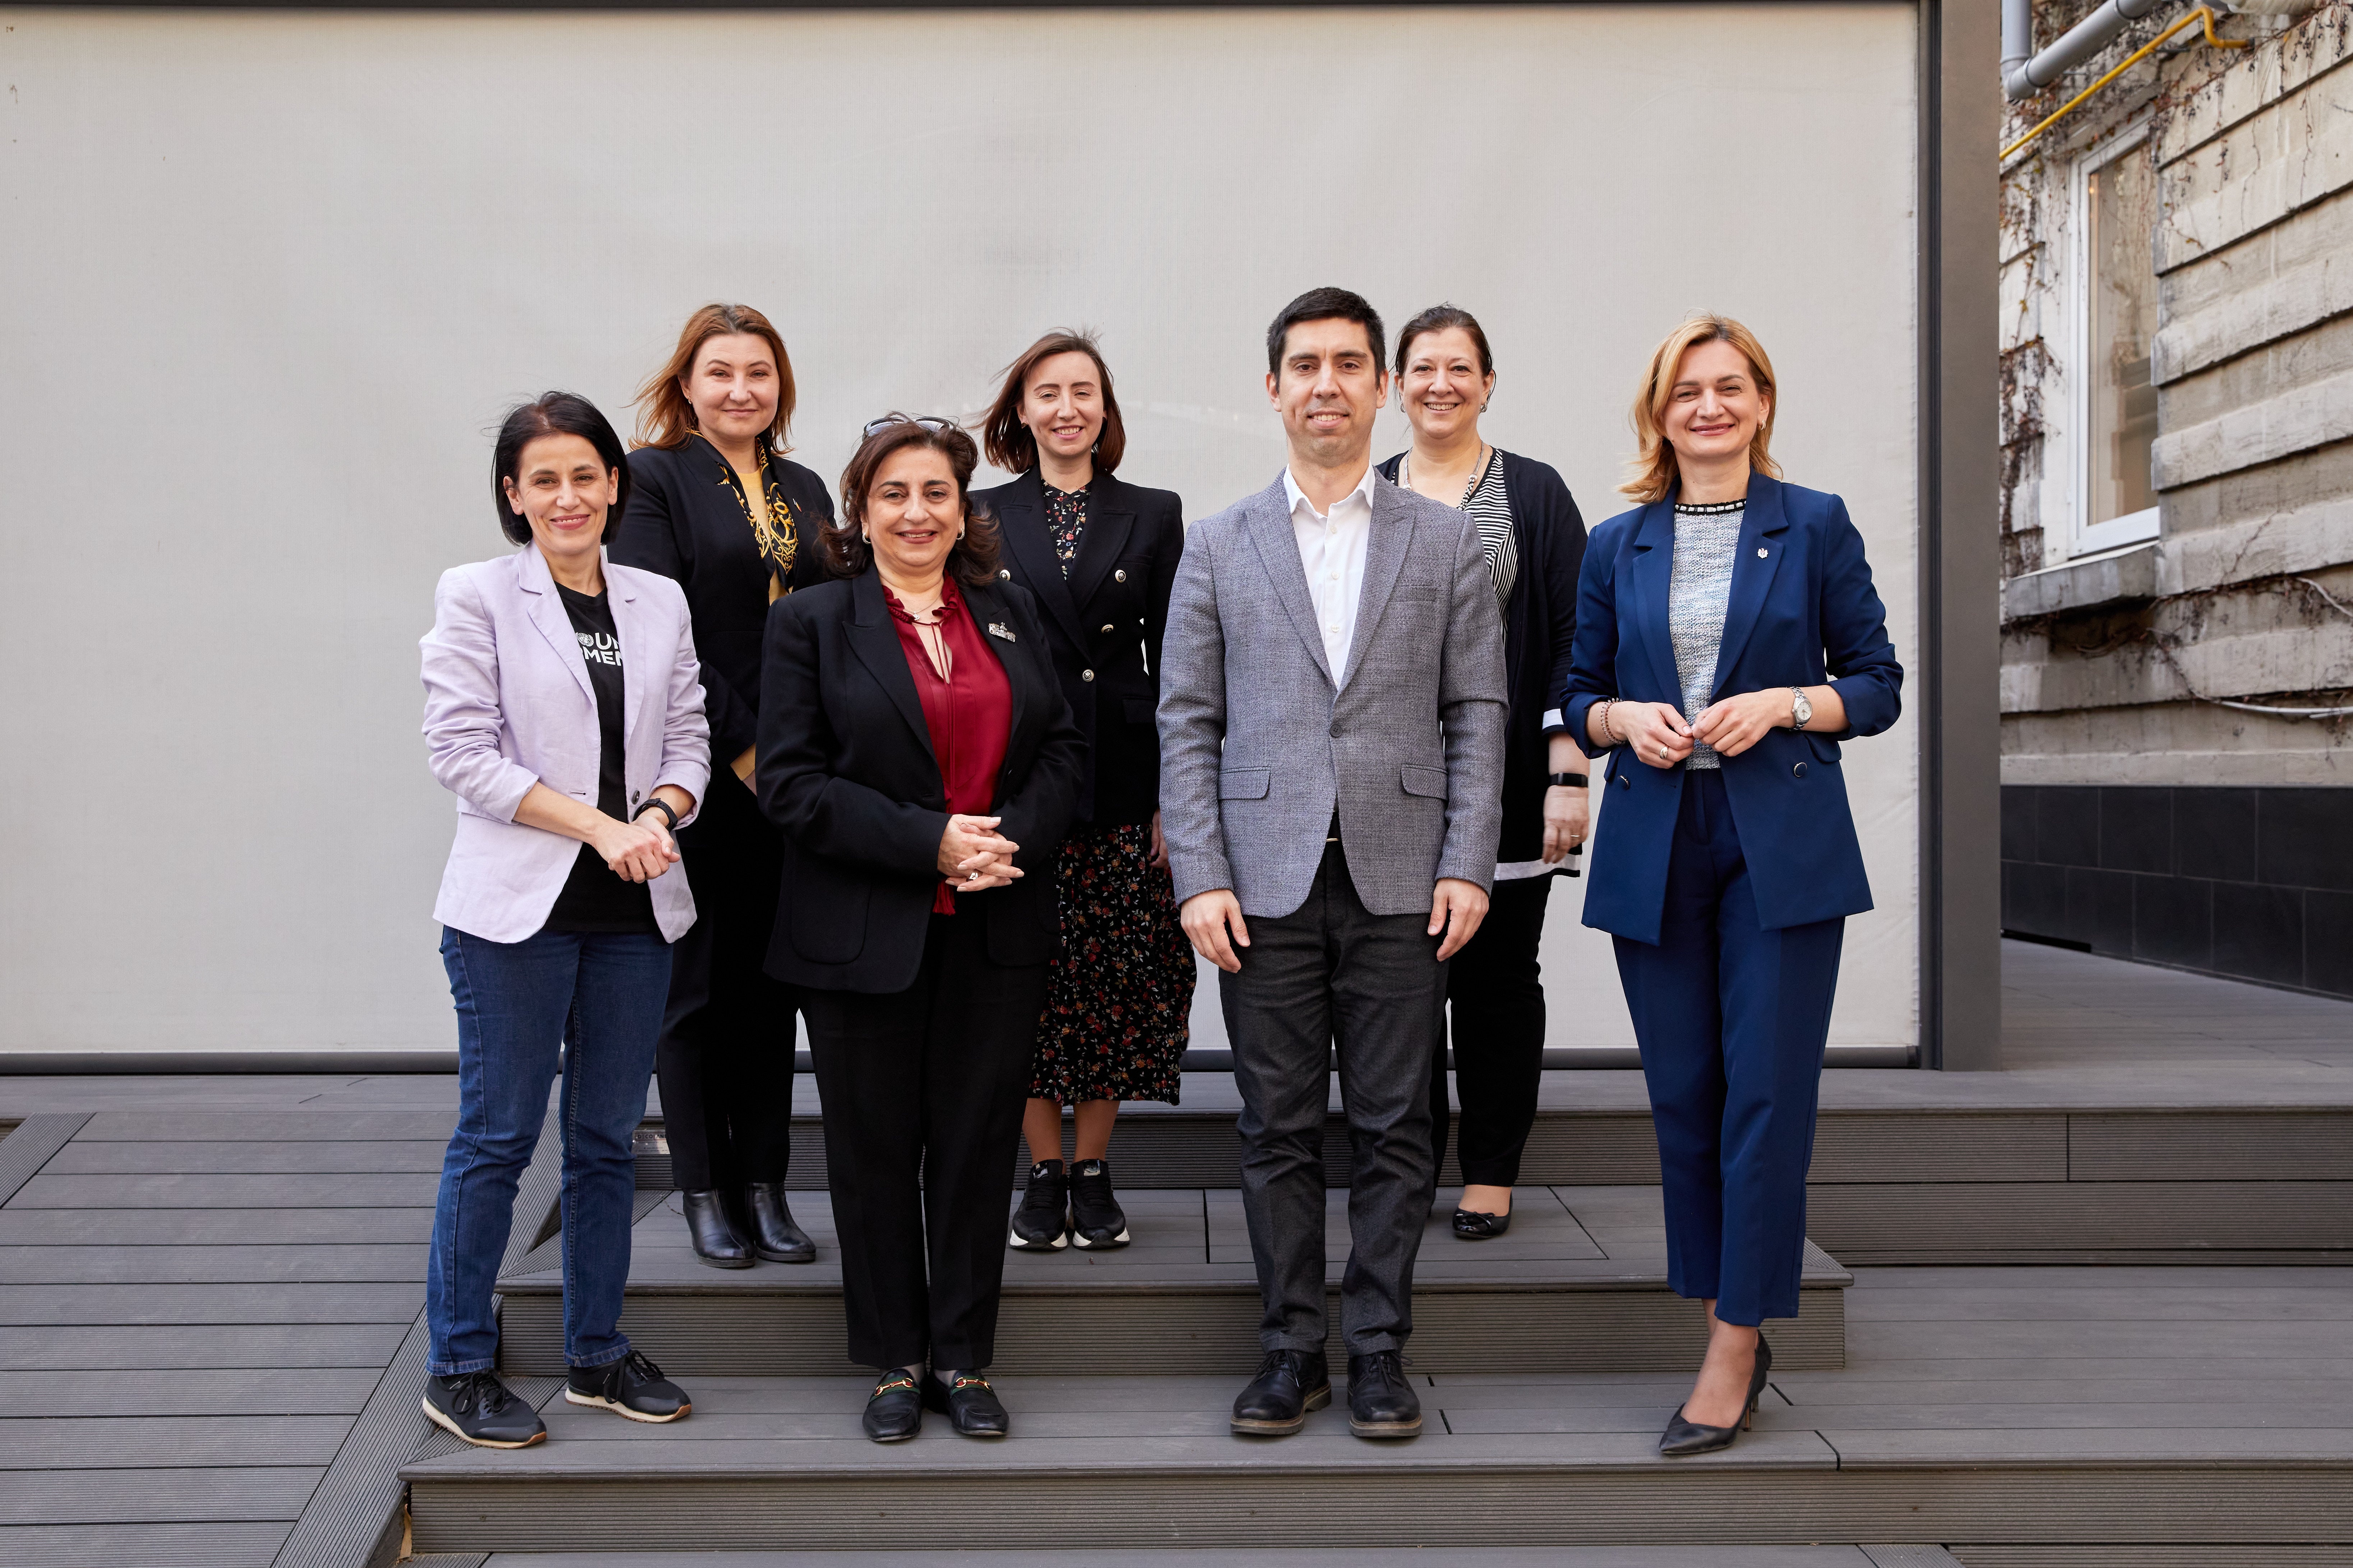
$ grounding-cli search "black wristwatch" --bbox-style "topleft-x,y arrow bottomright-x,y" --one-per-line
1548,772 -> 1589,788
633,798 -> 679,833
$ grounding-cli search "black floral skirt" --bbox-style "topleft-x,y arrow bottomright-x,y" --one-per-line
1031,821 -> 1196,1105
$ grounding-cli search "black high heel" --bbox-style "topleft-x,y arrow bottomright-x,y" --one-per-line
1657,1333 -> 1772,1457
681,1190 -> 754,1269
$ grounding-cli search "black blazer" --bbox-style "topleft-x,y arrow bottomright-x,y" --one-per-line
612,435 -> 836,769
755,569 -> 1086,993
1378,449 -> 1588,866
969,469 -> 1184,827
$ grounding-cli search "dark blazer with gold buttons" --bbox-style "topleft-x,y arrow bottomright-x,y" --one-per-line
970,468 -> 1184,827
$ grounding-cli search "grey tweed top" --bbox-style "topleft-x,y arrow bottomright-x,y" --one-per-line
1668,500 -> 1745,770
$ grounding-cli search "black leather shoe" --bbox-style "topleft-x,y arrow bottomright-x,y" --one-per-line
923,1370 -> 1010,1438
1658,1334 -> 1773,1457
863,1369 -> 924,1442
681,1189 -> 754,1268
1009,1160 -> 1069,1251
1068,1158 -> 1131,1249
565,1349 -> 690,1423
422,1371 -> 545,1449
1452,1206 -> 1512,1239
1230,1349 -> 1331,1435
743,1181 -> 816,1264
1345,1350 -> 1423,1439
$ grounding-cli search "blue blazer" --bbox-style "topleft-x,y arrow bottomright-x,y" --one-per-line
1563,475 -> 1902,944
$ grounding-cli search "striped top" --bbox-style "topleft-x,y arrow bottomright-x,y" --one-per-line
1400,448 -> 1517,613
1668,499 -> 1745,771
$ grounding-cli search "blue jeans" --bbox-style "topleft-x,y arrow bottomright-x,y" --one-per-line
427,926 -> 671,1376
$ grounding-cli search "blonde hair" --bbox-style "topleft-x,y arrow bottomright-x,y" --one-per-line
1619,314 -> 1780,502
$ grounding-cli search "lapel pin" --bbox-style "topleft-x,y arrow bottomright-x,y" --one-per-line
1757,547 -> 1769,558
987,622 -> 1017,643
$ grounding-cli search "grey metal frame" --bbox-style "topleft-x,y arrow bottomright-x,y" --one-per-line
13,1 -> 2002,1074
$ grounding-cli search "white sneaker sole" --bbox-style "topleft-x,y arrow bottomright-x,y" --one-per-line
1008,1224 -> 1069,1251
1071,1225 -> 1132,1249
564,1388 -> 690,1423
421,1394 -> 544,1448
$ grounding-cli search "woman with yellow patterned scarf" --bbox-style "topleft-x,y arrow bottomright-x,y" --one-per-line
613,303 -> 834,1268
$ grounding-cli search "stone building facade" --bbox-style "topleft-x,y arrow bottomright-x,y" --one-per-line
1996,0 -> 2353,996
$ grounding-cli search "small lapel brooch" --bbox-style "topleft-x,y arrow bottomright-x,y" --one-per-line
986,622 -> 1016,643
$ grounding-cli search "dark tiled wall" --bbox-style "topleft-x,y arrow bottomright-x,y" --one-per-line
2001,785 -> 2353,997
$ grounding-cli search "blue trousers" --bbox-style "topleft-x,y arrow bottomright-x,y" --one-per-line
427,926 -> 671,1376
1612,770 -> 1843,1327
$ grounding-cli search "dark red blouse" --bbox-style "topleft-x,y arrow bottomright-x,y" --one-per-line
885,581 -> 1013,913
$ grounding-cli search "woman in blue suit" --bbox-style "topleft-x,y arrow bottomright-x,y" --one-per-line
1564,316 -> 1901,1457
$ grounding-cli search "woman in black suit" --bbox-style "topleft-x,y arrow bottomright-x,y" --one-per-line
1376,305 -> 1591,1241
612,304 -> 833,1268
972,331 -> 1191,1255
758,415 -> 1084,1444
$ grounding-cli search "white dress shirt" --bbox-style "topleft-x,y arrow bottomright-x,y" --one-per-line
1283,464 -> 1378,687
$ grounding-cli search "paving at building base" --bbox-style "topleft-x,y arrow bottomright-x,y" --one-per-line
1,942 -> 2348,1566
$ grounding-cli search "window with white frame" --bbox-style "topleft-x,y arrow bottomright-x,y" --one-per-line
2072,123 -> 2163,553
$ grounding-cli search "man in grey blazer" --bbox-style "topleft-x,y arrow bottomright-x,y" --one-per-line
1159,287 -> 1507,1440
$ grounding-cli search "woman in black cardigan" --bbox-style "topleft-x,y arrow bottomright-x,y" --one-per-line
612,304 -> 833,1268
1377,304 -> 1590,1240
971,331 -> 1191,1255
758,416 -> 1085,1440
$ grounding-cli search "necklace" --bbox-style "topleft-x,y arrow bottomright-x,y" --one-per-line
1404,444 -> 1489,510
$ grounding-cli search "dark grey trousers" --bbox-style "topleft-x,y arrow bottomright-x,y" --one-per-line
1219,841 -> 1447,1356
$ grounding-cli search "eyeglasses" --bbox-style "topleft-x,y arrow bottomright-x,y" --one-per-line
862,414 -> 957,437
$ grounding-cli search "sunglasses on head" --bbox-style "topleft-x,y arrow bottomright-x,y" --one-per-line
862,414 -> 957,437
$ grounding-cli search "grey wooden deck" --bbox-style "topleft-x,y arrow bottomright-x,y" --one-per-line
3,941 -> 2350,1565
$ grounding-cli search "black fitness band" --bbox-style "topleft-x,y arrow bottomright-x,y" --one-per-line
1548,773 -> 1589,788
633,798 -> 679,833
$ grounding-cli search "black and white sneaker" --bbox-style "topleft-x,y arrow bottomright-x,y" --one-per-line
1009,1160 -> 1069,1251
564,1349 -> 690,1423
1068,1158 -> 1131,1249
422,1371 -> 545,1449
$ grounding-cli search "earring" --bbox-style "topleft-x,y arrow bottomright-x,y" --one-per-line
957,528 -> 966,541
861,532 -> 871,543
1481,402 -> 1490,413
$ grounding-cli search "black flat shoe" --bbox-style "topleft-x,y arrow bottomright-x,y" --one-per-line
1345,1350 -> 1422,1439
1230,1348 -> 1331,1436
1068,1158 -> 1131,1249
1452,1206 -> 1511,1239
422,1371 -> 545,1449
923,1371 -> 1010,1438
681,1189 -> 754,1268
1009,1160 -> 1069,1252
1658,1334 -> 1773,1457
565,1349 -> 690,1423
743,1181 -> 816,1264
863,1370 -> 923,1443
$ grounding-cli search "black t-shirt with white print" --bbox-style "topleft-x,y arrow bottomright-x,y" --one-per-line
543,584 -> 658,935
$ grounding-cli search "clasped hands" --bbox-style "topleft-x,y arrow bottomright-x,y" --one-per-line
1615,690 -> 1794,769
938,813 -> 1023,894
587,815 -> 680,883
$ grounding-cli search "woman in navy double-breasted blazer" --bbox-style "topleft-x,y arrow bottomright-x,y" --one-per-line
1563,316 -> 1901,1458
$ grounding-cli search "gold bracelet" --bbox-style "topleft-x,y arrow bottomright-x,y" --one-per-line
1600,699 -> 1622,746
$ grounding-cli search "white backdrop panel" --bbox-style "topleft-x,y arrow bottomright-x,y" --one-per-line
0,5 -> 1918,1053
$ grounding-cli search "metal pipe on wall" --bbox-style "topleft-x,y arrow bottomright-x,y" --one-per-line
2004,0 -> 2170,99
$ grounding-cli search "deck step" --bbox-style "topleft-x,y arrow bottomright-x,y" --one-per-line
475,1548 -> 1964,1566
494,1187 -> 1849,1379
631,1076 -> 2353,1260
402,1371 -> 2353,1557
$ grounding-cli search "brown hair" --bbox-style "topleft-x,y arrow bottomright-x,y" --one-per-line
1393,303 -> 1494,379
826,417 -> 1003,588
981,329 -> 1127,475
1621,314 -> 1781,503
630,303 -> 798,452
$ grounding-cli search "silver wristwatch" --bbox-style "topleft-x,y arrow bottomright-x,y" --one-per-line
1789,686 -> 1813,730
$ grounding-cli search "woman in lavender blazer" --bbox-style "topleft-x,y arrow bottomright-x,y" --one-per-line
416,392 -> 711,1450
